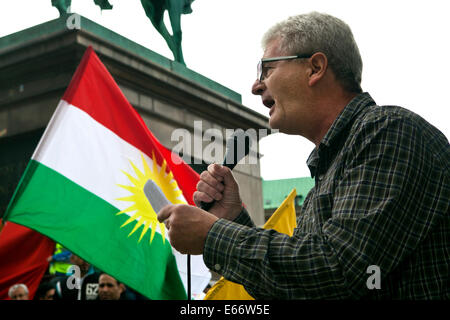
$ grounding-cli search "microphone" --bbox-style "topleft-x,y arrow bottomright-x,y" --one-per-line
200,129 -> 253,211
143,180 -> 170,213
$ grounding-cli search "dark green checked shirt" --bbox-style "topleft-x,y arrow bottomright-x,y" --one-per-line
203,92 -> 450,299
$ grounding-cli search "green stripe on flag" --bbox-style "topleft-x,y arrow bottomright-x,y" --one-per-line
5,160 -> 187,300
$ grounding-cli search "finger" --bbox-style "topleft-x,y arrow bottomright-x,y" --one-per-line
193,191 -> 211,207
196,180 -> 223,201
163,218 -> 171,230
209,164 -> 237,186
219,166 -> 237,187
207,163 -> 226,182
199,170 -> 225,192
193,190 -> 221,206
193,190 -> 217,207
157,204 -> 173,223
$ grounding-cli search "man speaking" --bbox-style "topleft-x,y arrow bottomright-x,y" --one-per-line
158,12 -> 449,299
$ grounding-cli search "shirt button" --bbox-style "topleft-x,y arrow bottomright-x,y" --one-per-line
214,264 -> 221,271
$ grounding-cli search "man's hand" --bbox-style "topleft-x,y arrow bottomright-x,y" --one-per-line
157,204 -> 218,255
193,164 -> 243,221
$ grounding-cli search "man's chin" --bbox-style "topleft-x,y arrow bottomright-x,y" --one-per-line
268,117 -> 277,129
269,117 -> 282,132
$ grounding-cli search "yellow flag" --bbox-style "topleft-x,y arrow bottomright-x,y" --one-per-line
204,188 -> 298,300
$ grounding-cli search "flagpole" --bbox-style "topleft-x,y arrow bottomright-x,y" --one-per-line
187,254 -> 191,300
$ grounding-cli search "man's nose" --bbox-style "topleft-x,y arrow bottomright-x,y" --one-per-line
251,79 -> 265,96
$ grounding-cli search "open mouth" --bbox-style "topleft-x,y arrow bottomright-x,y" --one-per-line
263,98 -> 275,109
263,98 -> 275,116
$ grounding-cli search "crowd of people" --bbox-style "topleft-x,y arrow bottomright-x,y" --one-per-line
8,245 -> 148,300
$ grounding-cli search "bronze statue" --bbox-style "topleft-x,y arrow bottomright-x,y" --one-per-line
140,0 -> 194,65
51,0 -> 194,66
51,0 -> 113,15
51,0 -> 71,16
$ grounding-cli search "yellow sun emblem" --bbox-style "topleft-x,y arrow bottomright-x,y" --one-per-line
116,152 -> 185,244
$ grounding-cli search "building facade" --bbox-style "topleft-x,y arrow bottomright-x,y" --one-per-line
262,177 -> 315,221
0,14 -> 270,226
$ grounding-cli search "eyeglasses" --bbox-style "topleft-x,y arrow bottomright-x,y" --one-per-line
257,54 -> 312,82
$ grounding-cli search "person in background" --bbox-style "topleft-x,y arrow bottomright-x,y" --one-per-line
47,243 -> 73,277
53,254 -> 100,300
97,273 -> 125,300
8,283 -> 29,300
34,282 -> 55,300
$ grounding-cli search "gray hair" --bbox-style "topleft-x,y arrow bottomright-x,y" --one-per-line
8,283 -> 29,298
262,12 -> 363,93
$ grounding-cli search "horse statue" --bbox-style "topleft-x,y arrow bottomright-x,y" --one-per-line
51,0 -> 112,16
51,0 -> 194,66
140,0 -> 194,65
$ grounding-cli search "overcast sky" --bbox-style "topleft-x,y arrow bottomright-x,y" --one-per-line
1,0 -> 449,180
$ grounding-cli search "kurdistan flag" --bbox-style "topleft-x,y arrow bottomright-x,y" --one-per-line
3,46 -> 210,300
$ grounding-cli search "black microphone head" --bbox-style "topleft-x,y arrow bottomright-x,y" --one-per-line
223,129 -> 253,169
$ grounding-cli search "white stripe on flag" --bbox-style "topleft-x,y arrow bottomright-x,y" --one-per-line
32,100 -> 186,213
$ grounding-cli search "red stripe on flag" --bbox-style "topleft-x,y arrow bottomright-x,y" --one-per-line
0,221 -> 55,300
62,47 -> 199,204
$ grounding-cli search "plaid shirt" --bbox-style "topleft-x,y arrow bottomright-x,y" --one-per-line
203,92 -> 449,299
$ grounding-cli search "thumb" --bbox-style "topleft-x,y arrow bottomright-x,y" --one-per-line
220,165 -> 238,188
209,163 -> 234,184
157,204 -> 173,223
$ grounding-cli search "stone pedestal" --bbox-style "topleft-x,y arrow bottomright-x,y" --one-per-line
0,14 -> 269,226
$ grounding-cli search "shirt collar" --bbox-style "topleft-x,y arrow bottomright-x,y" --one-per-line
321,92 -> 376,147
307,92 -> 376,178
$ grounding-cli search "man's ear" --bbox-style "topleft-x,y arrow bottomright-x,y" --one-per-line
119,283 -> 125,294
307,52 -> 328,87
